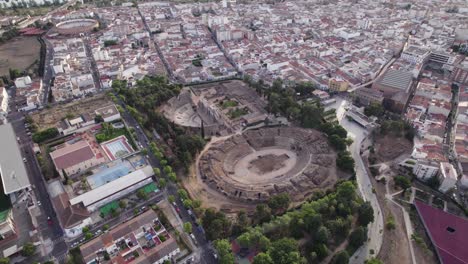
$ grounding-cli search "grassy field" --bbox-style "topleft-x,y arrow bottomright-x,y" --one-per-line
0,36 -> 40,76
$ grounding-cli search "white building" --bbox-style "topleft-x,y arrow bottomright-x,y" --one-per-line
438,162 -> 458,193
0,0 -> 70,7
401,45 -> 430,64
14,76 -> 32,89
0,87 -> 9,117
413,159 -> 439,180
69,165 -> 154,212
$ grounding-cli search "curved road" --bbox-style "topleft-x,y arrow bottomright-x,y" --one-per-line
336,100 -> 384,263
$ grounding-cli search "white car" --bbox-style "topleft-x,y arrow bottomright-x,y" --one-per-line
23,158 -> 27,163
37,201 -> 41,206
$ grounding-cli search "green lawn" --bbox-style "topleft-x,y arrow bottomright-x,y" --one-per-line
219,100 -> 238,109
140,182 -> 159,194
228,107 -> 249,119
100,201 -> 119,217
95,127 -> 137,149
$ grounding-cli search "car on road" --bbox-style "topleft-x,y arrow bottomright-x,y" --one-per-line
37,201 -> 41,206
190,234 -> 198,245
47,217 -> 53,226
175,206 -> 181,214
23,157 -> 27,163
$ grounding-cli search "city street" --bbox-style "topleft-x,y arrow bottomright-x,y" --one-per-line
334,99 -> 384,263
7,90 -> 67,262
116,100 -> 218,264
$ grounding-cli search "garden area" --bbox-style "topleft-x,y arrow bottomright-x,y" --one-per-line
209,181 -> 376,264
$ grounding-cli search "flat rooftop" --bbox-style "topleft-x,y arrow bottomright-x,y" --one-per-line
0,124 -> 31,194
378,69 -> 413,92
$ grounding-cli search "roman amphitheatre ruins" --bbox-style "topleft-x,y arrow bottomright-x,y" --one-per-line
161,81 -> 338,212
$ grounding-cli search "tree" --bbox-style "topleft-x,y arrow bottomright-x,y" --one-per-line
364,102 -> 384,117
336,151 -> 355,173
183,199 -> 193,209
168,172 -> 177,182
85,232 -> 93,240
119,200 -> 127,208
177,189 -> 189,200
168,195 -> 175,204
315,226 -> 330,244
82,226 -> 90,233
153,167 -> 161,177
237,232 -> 252,248
331,250 -> 349,264
202,209 -> 231,240
214,239 -> 235,264
267,193 -> 290,213
252,253 -> 274,264
158,178 -> 166,188
0,257 -> 9,264
253,204 -> 272,225
268,238 -> 303,264
183,222 -> 192,233
349,226 -> 368,249
365,257 -> 384,264
394,176 -> 411,190
21,243 -> 36,257
137,189 -> 148,200
427,175 -> 440,189
358,201 -> 374,226
337,181 -> 356,202
94,115 -> 104,123
103,224 -> 109,231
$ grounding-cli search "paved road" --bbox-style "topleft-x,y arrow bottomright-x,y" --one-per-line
116,99 -> 218,264
335,100 -> 384,263
7,89 -> 67,262
41,38 -> 55,104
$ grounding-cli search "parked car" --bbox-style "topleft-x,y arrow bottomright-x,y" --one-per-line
47,217 -> 53,226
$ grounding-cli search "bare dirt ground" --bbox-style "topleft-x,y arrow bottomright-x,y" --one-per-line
0,37 -> 40,76
31,93 -> 112,130
374,135 -> 413,162
363,156 -> 412,264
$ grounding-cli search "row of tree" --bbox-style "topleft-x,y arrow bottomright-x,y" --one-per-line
213,181 -> 375,264
112,77 -> 205,171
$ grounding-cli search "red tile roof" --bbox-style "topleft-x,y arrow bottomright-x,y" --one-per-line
51,141 -> 95,170
414,200 -> 468,264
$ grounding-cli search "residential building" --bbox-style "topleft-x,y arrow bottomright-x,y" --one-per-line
51,192 -> 92,238
354,87 -> 384,106
94,104 -> 121,123
0,87 -> 8,118
79,210 -> 180,264
452,60 -> 468,85
413,159 -> 439,180
14,76 -> 32,89
50,133 -> 107,177
438,162 -> 458,193
0,210 -> 15,241
328,77 -> 349,92
401,45 -> 430,64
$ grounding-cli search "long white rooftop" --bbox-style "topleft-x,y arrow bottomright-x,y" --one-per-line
0,124 -> 31,195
